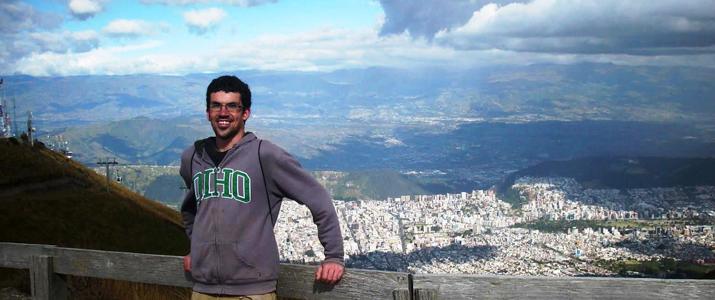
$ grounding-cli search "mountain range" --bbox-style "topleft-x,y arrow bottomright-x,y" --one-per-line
7,63 -> 714,128
2,63 -> 714,190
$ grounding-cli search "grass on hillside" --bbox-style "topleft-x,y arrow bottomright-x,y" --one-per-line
499,186 -> 528,209
0,138 -> 190,299
317,170 -> 430,200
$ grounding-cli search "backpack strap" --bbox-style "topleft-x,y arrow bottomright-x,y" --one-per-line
258,140 -> 275,227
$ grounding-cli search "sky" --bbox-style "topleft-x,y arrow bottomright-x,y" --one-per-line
1,0 -> 715,76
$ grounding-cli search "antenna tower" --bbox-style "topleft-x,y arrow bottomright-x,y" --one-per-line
0,78 -> 8,137
0,104 -> 5,139
97,158 -> 119,192
12,97 -> 18,137
26,111 -> 35,146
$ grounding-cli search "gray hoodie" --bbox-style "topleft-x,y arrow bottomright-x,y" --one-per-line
180,132 -> 344,295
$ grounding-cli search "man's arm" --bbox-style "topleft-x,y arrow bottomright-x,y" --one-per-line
179,146 -> 197,239
262,142 -> 345,282
179,146 -> 197,272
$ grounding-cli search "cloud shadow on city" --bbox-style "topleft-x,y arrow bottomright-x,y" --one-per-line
614,235 -> 714,261
344,242 -> 499,272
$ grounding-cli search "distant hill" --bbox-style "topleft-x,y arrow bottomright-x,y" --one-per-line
498,157 -> 715,192
144,174 -> 186,206
90,164 -> 185,208
58,115 -> 209,165
0,137 -> 189,298
314,170 -> 430,200
7,64 -> 715,129
119,168 -> 429,206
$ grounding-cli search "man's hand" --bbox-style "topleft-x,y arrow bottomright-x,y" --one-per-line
315,262 -> 344,285
183,255 -> 191,272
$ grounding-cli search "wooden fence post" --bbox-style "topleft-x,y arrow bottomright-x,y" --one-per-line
414,288 -> 439,300
30,255 -> 68,300
392,288 -> 410,300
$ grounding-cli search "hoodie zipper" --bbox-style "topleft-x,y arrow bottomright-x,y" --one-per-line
216,144 -> 237,289
197,145 -> 223,287
198,136 -> 254,288
215,166 -> 222,288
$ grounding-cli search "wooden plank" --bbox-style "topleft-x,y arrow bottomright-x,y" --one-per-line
30,255 -> 52,300
413,274 -> 715,300
30,255 -> 68,300
414,288 -> 438,300
392,289 -> 410,300
6,243 -> 715,300
1,243 -> 411,299
276,264 -> 410,300
0,242 -> 49,269
46,247 -> 194,288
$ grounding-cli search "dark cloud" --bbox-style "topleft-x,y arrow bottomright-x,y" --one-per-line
379,0 -> 715,55
378,0 -> 521,39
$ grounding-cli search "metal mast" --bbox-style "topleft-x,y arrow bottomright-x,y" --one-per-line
0,78 -> 3,137
97,158 -> 119,192
12,97 -> 18,137
27,111 -> 35,146
0,78 -> 7,137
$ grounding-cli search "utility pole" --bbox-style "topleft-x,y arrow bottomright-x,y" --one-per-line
0,78 -> 4,137
12,97 -> 18,137
26,111 -> 35,146
0,78 -> 9,138
97,158 -> 118,192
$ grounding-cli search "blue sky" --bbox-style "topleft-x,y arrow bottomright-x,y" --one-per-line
2,0 -> 715,76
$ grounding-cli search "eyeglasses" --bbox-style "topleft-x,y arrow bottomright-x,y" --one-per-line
209,102 -> 243,112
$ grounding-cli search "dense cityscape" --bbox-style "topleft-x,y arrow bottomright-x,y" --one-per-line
275,177 -> 715,277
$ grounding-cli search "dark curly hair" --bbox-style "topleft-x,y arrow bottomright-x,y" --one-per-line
205,75 -> 252,111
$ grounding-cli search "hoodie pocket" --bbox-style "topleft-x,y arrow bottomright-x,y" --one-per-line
220,242 -> 266,284
190,242 -> 218,284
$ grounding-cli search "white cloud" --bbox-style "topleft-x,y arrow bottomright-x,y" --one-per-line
9,23 -> 715,76
25,30 -> 100,53
183,7 -> 227,34
1,1 -> 66,73
141,0 -> 276,7
14,41 -> 167,76
69,0 -> 104,20
10,27 -> 459,76
1,1 -> 62,34
103,19 -> 159,38
71,30 -> 99,41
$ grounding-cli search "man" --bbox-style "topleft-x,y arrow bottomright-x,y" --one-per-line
180,75 -> 344,299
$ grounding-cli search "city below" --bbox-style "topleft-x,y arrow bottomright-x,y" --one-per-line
275,177 -> 715,278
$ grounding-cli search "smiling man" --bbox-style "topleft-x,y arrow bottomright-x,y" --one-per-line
180,75 -> 344,299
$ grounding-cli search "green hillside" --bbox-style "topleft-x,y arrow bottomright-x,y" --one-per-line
314,170 -> 429,200
57,115 -> 209,165
0,137 -> 189,298
498,156 -> 715,193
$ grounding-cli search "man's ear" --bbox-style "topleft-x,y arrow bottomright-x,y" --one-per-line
242,108 -> 251,121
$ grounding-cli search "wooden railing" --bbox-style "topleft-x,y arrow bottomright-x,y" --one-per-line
1,242 -> 714,299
